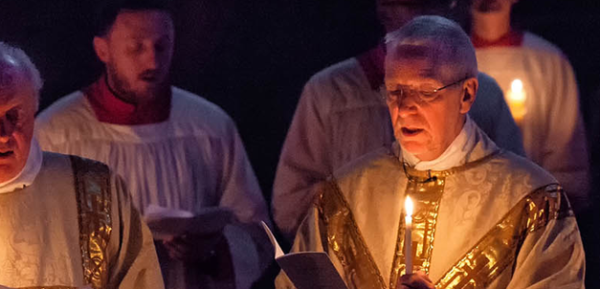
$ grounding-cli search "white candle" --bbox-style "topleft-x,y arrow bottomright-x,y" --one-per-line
404,195 -> 413,274
506,79 -> 527,123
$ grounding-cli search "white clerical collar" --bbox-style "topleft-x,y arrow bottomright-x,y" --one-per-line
402,115 -> 478,171
0,138 -> 43,194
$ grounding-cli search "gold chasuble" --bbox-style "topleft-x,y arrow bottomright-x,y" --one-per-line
275,132 -> 584,289
71,156 -> 112,288
0,153 -> 163,289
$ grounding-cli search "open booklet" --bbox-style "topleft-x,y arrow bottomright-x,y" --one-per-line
144,204 -> 233,240
261,222 -> 348,289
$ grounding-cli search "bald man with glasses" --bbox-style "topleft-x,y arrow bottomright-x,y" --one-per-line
276,16 -> 584,289
272,0 -> 525,243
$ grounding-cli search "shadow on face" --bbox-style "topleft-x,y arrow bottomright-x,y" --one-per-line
384,43 -> 477,161
93,9 -> 175,104
0,71 -> 36,183
471,0 -> 516,14
376,0 -> 453,33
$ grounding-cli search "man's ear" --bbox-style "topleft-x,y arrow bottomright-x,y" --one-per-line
93,36 -> 110,64
459,77 -> 478,114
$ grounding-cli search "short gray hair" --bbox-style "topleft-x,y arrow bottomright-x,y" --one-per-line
0,42 -> 43,105
385,16 -> 477,80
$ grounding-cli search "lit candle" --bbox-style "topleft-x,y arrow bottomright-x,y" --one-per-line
404,195 -> 413,274
506,79 -> 527,123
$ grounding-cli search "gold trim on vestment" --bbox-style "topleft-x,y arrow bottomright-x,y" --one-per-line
318,149 -> 567,289
388,153 -> 499,289
389,173 -> 445,289
434,184 -> 566,289
317,180 -> 386,289
71,156 -> 112,289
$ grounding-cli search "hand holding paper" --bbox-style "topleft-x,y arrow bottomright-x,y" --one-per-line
145,205 -> 234,263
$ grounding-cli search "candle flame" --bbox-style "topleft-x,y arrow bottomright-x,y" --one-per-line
405,196 -> 413,216
511,79 -> 523,92
509,79 -> 526,102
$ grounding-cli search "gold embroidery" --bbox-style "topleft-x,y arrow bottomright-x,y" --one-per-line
71,156 -> 112,289
318,180 -> 386,289
389,168 -> 446,289
387,151 -> 510,289
435,184 -> 564,289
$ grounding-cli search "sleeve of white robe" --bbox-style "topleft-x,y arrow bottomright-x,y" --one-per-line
107,172 -> 165,289
542,56 -> 590,212
272,75 -> 333,242
506,213 -> 585,288
215,117 -> 273,288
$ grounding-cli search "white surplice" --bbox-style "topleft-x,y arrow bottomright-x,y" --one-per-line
476,31 -> 590,211
34,87 -> 271,289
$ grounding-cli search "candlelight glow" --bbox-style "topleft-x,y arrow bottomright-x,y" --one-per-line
405,196 -> 413,216
509,79 -> 526,102
511,79 -> 523,93
506,78 -> 527,122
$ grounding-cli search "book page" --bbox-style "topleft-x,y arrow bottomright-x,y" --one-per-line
261,222 -> 348,289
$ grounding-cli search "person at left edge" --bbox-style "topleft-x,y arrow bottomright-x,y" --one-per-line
0,42 -> 163,288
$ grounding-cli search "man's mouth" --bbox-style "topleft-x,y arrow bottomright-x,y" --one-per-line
0,151 -> 14,158
401,127 -> 423,137
140,75 -> 158,83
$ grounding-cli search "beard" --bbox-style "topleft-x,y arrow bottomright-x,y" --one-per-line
106,65 -> 168,104
106,67 -> 137,103
473,0 -> 503,13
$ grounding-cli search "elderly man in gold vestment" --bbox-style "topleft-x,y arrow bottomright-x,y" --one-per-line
276,16 -> 585,289
0,42 -> 163,288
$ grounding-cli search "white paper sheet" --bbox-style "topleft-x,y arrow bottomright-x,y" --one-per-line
144,205 -> 233,240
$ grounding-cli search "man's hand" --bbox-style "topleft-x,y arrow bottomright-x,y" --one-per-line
163,232 -> 225,264
397,271 -> 435,289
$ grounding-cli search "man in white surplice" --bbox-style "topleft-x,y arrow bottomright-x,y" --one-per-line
34,1 -> 271,289
272,0 -> 526,242
276,16 -> 584,289
470,0 -> 590,212
0,42 -> 163,288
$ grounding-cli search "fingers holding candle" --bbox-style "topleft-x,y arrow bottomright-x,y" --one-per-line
396,271 -> 435,289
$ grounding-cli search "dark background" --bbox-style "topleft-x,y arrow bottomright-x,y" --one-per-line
0,0 -> 598,287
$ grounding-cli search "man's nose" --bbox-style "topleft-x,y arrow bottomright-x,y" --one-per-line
144,48 -> 160,70
0,118 -> 14,142
397,94 -> 419,118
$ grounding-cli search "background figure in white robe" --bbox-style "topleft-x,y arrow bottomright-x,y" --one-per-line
272,0 -> 525,242
34,1 -> 271,289
470,0 -> 590,212
276,16 -> 585,289
0,42 -> 163,288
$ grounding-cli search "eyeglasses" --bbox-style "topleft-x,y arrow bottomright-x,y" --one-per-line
382,76 -> 470,103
